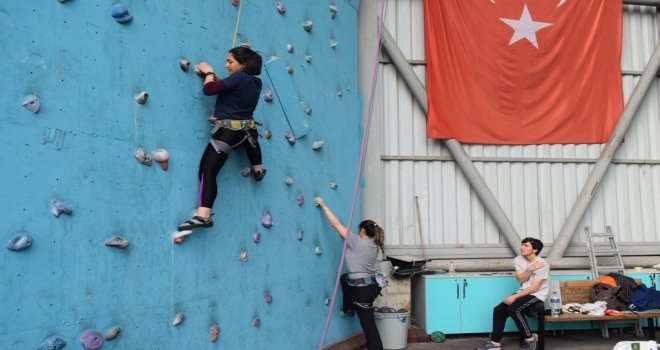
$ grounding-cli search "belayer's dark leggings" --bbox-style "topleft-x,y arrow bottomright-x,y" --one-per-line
198,127 -> 261,208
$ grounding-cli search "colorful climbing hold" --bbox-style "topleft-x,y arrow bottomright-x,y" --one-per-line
303,55 -> 312,63
286,66 -> 294,74
263,89 -> 273,102
263,130 -> 272,139
324,298 -> 330,305
286,44 -> 295,53
261,209 -> 273,228
315,245 -> 323,255
37,336 -> 67,350
252,232 -> 261,243
179,58 -> 191,72
151,148 -> 169,170
172,312 -> 185,326
330,39 -> 338,48
329,5 -> 338,19
6,234 -> 32,251
303,21 -> 313,32
134,148 -> 152,166
284,132 -> 296,145
80,330 -> 103,350
111,4 -> 133,23
105,235 -> 129,249
337,90 -> 343,97
330,182 -> 338,189
51,199 -> 73,217
252,318 -> 261,327
275,1 -> 286,14
135,91 -> 149,105
297,229 -> 303,241
239,249 -> 248,262
241,167 -> 251,177
304,106 -> 312,115
264,292 -> 273,303
21,94 -> 40,114
312,141 -> 325,151
210,324 -> 220,342
104,326 -> 122,340
232,0 -> 239,5
285,176 -> 294,186
296,195 -> 304,206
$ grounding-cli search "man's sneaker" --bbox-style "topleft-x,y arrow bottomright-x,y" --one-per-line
521,334 -> 538,350
178,215 -> 213,231
253,169 -> 267,182
475,340 -> 502,350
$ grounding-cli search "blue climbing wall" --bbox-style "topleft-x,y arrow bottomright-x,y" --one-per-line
0,1 -> 363,349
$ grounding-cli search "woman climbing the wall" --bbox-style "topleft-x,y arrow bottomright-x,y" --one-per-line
315,197 -> 385,350
175,46 -> 266,243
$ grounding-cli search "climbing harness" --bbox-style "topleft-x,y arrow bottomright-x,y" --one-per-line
318,1 -> 388,349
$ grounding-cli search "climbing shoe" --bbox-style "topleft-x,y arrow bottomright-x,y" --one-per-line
178,215 -> 213,231
340,310 -> 355,318
253,169 -> 267,181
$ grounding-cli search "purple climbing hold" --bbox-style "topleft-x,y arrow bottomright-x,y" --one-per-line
261,209 -> 273,228
252,318 -> 261,327
275,1 -> 286,14
51,199 -> 73,217
22,94 -> 40,113
37,336 -> 67,350
111,4 -> 133,23
241,167 -> 252,177
7,234 -> 32,251
264,292 -> 273,303
296,194 -> 304,206
263,89 -> 273,102
80,329 -> 103,350
284,132 -> 296,145
252,232 -> 261,244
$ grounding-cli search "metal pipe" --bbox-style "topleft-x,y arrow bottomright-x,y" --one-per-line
424,257 -> 660,272
548,42 -> 660,261
623,0 -> 660,5
381,28 -> 522,254
381,155 -> 660,165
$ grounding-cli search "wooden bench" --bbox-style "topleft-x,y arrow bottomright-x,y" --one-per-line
532,279 -> 660,350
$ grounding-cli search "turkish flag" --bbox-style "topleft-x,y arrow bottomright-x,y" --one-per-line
424,0 -> 623,144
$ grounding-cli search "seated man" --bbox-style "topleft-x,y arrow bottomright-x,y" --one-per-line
476,237 -> 550,350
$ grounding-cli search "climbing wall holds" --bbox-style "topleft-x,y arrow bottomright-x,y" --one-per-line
264,292 -> 273,303
239,249 -> 248,262
261,209 -> 273,228
179,59 -> 191,72
324,298 -> 330,305
172,312 -> 185,326
21,94 -> 40,114
263,130 -> 272,139
151,148 -> 169,170
80,330 -> 103,350
241,167 -> 251,177
304,55 -> 312,63
285,176 -> 294,186
275,1 -> 286,14
284,132 -> 296,145
337,90 -> 343,97
297,229 -> 303,241
134,148 -> 152,166
296,195 -> 304,206
58,0 -> 69,2
37,336 -> 67,350
135,91 -> 149,105
312,141 -> 325,151
252,318 -> 261,328
303,21 -> 313,32
105,236 -> 129,249
286,44 -> 295,53
232,0 -> 239,5
210,325 -> 220,342
252,232 -> 261,244
263,89 -> 273,102
104,326 -> 122,340
304,107 -> 312,115
315,245 -> 323,255
111,4 -> 133,23
51,199 -> 73,217
330,182 -> 338,189
6,234 -> 32,251
286,66 -> 294,74
329,5 -> 338,19
330,39 -> 338,48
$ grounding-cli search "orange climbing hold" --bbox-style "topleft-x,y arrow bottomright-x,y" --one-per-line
210,325 -> 220,342
232,0 -> 239,5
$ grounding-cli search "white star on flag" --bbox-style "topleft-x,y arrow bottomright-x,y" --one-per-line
500,4 -> 553,49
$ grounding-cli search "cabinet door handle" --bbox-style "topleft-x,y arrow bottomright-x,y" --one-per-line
456,281 -> 459,299
463,279 -> 467,299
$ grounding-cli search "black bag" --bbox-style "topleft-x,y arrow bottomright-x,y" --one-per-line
590,282 -> 627,310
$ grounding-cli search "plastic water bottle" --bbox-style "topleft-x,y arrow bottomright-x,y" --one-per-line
550,291 -> 561,317
448,261 -> 456,276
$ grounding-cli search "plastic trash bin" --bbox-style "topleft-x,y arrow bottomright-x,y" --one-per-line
374,310 -> 410,350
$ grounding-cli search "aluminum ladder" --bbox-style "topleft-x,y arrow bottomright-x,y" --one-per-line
584,226 -> 625,279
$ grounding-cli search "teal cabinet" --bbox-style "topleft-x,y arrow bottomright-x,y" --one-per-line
425,278 -> 462,334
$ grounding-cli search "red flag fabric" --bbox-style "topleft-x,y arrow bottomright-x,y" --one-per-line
424,0 -> 623,144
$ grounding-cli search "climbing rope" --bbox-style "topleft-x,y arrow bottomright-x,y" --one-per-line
231,0 -> 245,48
318,1 -> 388,348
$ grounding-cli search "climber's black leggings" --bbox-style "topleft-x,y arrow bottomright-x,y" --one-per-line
198,127 -> 261,208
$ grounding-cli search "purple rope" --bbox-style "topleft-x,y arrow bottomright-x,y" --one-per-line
318,2 -> 387,348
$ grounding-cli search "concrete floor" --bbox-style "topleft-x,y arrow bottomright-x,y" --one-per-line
404,329 -> 657,350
